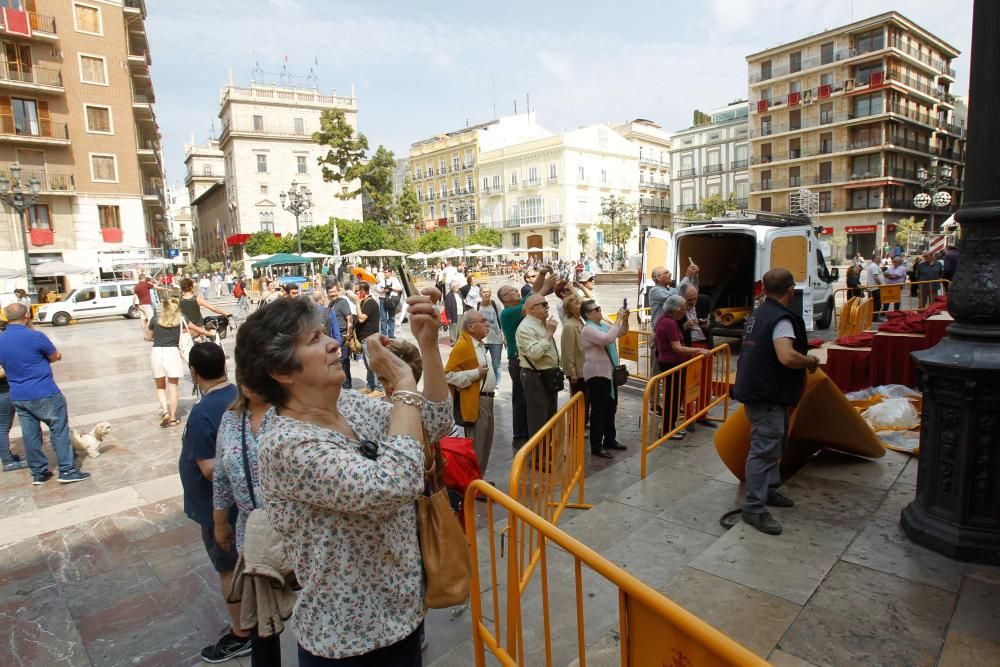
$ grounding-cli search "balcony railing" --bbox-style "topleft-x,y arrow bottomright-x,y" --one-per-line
735,197 -> 749,208
0,164 -> 74,191
676,204 -> 698,213
676,168 -> 696,178
221,118 -> 318,139
750,46 -> 862,83
221,85 -> 355,109
639,156 -> 669,167
640,199 -> 670,213
524,178 -> 541,187
502,214 -> 563,228
887,37 -> 955,77
0,118 -> 68,140
462,162 -> 473,170
21,11 -> 56,34
731,159 -> 749,169
0,65 -> 62,88
702,164 -> 723,175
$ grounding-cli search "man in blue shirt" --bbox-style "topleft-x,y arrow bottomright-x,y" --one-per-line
0,303 -> 89,484
178,342 -> 249,663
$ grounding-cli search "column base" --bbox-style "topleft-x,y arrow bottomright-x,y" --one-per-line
900,501 -> 1000,565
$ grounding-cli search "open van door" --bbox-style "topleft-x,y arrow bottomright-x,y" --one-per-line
638,228 -> 672,321
767,230 -> 814,331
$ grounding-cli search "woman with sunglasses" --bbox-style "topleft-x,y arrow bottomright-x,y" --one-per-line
580,300 -> 629,459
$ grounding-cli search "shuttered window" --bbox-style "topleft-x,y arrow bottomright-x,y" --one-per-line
98,205 -> 120,230
79,55 -> 106,85
74,4 -> 101,34
85,105 -> 110,133
91,154 -> 116,182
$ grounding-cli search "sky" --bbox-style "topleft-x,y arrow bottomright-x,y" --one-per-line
146,0 -> 973,191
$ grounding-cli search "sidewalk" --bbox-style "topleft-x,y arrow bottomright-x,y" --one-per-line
0,294 -> 996,666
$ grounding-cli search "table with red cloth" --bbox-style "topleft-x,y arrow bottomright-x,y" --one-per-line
924,312 -> 954,348
870,331 -> 929,388
818,343 -> 873,393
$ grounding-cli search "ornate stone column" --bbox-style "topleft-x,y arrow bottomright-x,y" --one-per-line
901,0 -> 1000,564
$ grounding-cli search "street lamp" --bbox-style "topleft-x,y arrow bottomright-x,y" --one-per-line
451,199 -> 473,256
912,157 -> 954,233
0,162 -> 41,293
279,180 -> 313,255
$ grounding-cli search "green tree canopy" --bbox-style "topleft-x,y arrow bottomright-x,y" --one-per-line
417,229 -> 461,253
466,228 -> 501,248
337,219 -> 390,255
395,177 -> 422,230
894,216 -> 926,248
244,231 -> 292,256
362,145 -> 397,225
314,109 -> 369,200
597,196 -> 638,268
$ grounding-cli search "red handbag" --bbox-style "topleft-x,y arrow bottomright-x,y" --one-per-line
440,436 -> 481,495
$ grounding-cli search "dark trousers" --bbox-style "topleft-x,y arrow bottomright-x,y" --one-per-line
297,622 -> 422,666
251,630 -> 282,667
871,287 -> 883,314
341,345 -> 353,390
569,378 -> 589,426
508,357 -> 528,448
586,377 -> 617,453
656,362 -> 684,436
0,390 -> 15,464
520,368 -> 558,436
743,403 -> 789,514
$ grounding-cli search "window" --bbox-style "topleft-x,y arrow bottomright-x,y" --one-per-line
452,156 -> 459,170
760,197 -> 772,212
509,170 -> 518,186
482,176 -> 489,191
760,60 -> 772,80
99,285 -> 119,299
90,154 -> 117,182
789,109 -> 801,131
760,143 -> 772,162
789,137 -> 801,159
819,191 -> 832,213
98,204 -> 120,229
788,80 -> 801,94
548,163 -> 556,181
818,161 -> 832,184
852,92 -> 883,118
521,197 -> 544,226
293,117 -> 304,135
260,184 -> 268,194
253,114 -> 264,131
466,176 -> 473,191
73,288 -> 96,303
855,62 -> 884,86
789,166 -> 801,187
851,188 -> 882,210
11,98 -> 39,135
819,132 -> 833,154
297,155 -> 307,174
4,43 -> 30,81
203,164 -> 213,176
79,54 -> 107,85
578,165 -> 585,181
27,204 -> 50,229
84,104 -> 111,133
851,154 -> 881,178
550,230 -> 559,245
821,73 -> 833,87
256,154 -> 267,173
464,149 -> 473,167
789,51 -> 802,73
854,29 -> 884,55
760,116 -> 771,136
528,166 -> 538,184
492,175 -> 500,190
820,102 -> 834,124
259,211 -> 274,232
429,205 -> 435,218
820,42 -> 834,65
600,169 -> 607,184
438,160 -> 446,173
761,169 -> 772,190
511,232 -> 520,247
74,3 -> 102,35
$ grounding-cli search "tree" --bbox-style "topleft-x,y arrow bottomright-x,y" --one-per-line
244,231 -> 290,257
362,145 -> 397,225
417,229 -> 461,253
337,219 -> 390,255
210,262 -> 224,273
577,228 -> 590,255
194,258 -> 211,275
314,109 -> 368,200
295,221 -> 340,254
828,232 -> 849,263
701,192 -> 738,219
467,228 -> 502,248
894,216 -> 926,251
395,178 -> 422,230
597,196 -> 639,269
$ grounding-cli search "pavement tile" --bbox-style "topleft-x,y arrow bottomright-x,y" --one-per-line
656,478 -> 745,537
768,649 -> 820,666
558,499 -> 660,554
38,515 -> 139,585
599,518 -> 718,590
0,587 -> 90,667
779,561 -> 955,667
609,465 -> 709,514
109,496 -> 188,543
168,561 -> 234,646
938,573 -> 1000,666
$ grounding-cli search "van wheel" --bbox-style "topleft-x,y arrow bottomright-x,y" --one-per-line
816,297 -> 834,330
52,312 -> 71,327
126,305 -> 140,319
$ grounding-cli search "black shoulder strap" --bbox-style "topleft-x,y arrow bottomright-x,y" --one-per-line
240,415 -> 258,509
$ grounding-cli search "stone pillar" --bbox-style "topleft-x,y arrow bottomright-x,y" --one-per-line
900,0 -> 1000,564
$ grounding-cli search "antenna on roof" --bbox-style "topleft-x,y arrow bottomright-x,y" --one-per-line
491,70 -> 497,119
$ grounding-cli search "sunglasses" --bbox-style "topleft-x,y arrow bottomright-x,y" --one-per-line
586,306 -> 602,314
534,302 -> 550,309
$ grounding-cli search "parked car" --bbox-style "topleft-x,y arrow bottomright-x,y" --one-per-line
36,281 -> 140,326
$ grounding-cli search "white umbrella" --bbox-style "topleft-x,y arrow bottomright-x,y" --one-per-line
302,252 -> 334,259
407,252 -> 430,260
0,266 -> 23,279
464,243 -> 497,251
33,261 -> 92,277
538,246 -> 561,253
365,249 -> 408,258
437,248 -> 464,258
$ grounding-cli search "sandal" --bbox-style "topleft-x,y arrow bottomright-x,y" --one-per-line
166,419 -> 181,428
159,414 -> 170,428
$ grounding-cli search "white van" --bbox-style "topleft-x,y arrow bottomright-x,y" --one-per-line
639,212 -> 839,336
36,281 -> 140,326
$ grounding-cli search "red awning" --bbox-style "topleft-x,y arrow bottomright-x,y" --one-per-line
227,232 -> 281,245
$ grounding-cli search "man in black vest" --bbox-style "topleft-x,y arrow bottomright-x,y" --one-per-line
733,268 -> 820,535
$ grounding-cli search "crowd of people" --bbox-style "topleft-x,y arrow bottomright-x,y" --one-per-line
846,245 -> 958,320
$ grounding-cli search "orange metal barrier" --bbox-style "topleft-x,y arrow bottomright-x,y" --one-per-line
833,279 -> 950,327
464,480 -> 770,667
639,344 -> 732,479
616,307 -> 658,381
508,392 -> 590,593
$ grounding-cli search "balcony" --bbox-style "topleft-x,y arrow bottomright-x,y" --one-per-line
642,181 -> 670,191
221,84 -> 355,111
0,12 -> 58,38
702,164 -> 723,175
508,182 -> 519,191
676,204 -> 698,213
750,47 -> 859,83
128,41 -> 151,66
132,91 -> 155,120
503,214 -> 563,229
484,185 -> 502,195
676,168 -> 696,178
0,64 -> 62,92
640,199 -> 670,213
462,162 -> 473,170
0,118 -> 69,145
124,0 -> 145,14
524,178 -> 541,188
887,37 -> 955,78
735,197 -> 749,208
731,159 -> 749,169
639,156 -> 669,167
0,164 -> 74,193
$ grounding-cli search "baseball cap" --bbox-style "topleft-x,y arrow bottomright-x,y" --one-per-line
579,272 -> 595,282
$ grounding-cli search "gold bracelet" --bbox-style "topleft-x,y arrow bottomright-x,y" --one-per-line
390,390 -> 425,408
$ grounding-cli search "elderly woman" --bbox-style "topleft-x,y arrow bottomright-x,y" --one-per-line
655,294 -> 710,440
476,286 -> 503,387
581,299 -> 630,459
236,292 -> 451,665
179,277 -> 229,339
560,294 -> 588,422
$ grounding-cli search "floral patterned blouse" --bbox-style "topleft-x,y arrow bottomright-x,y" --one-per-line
257,389 -> 452,659
212,407 -> 275,551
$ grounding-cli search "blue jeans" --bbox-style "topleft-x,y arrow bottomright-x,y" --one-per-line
0,391 -> 15,464
361,337 -> 383,392
379,299 -> 395,338
12,392 -> 76,475
485,343 -> 502,385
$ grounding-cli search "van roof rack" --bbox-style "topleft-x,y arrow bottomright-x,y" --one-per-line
674,209 -> 812,228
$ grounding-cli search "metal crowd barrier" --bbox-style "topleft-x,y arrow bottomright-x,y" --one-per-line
614,307 -> 659,381
832,278 -> 950,327
639,344 -> 732,479
508,392 -> 591,593
464,480 -> 770,666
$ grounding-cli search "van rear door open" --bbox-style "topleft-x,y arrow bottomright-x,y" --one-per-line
638,228 -> 672,318
767,230 -> 814,331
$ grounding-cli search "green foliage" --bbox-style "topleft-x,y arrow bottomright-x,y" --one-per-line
296,222 -> 337,254
362,145 -> 397,225
182,263 -> 195,275
230,260 -> 244,275
395,177 -> 422,229
701,192 -> 738,218
210,262 -> 224,273
894,216 -> 925,247
692,110 -> 712,126
597,197 -> 639,268
467,228 -> 502,247
577,228 -> 590,253
828,232 -> 849,262
417,229 -> 461,253
314,109 -> 369,200
194,258 -> 211,274
244,231 -> 291,257
337,219 -> 390,255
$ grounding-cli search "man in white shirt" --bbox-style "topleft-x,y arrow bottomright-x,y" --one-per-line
442,263 -> 459,296
864,254 -> 886,321
376,268 -> 403,338
445,311 -> 496,478
198,275 -> 211,299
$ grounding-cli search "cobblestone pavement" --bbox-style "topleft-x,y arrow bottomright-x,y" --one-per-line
0,286 -> 996,666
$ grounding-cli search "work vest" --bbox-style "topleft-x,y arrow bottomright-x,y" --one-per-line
733,297 -> 808,407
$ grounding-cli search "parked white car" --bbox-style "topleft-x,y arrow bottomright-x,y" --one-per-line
36,281 -> 140,326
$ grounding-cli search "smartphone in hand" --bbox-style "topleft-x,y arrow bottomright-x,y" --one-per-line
399,263 -> 418,298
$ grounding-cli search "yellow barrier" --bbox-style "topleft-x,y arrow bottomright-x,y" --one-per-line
639,344 -> 732,479
832,279 -> 950,327
464,480 -> 771,667
616,307 -> 659,381
508,392 -> 590,594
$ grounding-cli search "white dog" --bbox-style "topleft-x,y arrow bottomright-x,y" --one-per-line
71,422 -> 111,458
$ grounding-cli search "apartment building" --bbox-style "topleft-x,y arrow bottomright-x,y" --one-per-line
409,113 -> 550,237
669,101 -> 751,218
747,11 -> 964,258
217,77 -> 362,259
0,0 -> 166,291
183,138 -> 225,260
477,123 -> 640,260
165,182 -> 192,264
611,119 -> 672,230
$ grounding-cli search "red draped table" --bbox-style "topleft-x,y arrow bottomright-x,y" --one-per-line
924,312 -> 954,348
870,332 -> 929,388
819,344 -> 873,393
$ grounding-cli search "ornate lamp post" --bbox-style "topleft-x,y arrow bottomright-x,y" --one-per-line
900,0 -> 1000,564
912,157 -> 954,232
0,163 -> 41,293
452,199 -> 473,256
279,180 -> 313,255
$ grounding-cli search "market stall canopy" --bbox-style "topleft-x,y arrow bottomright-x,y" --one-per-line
463,244 -> 497,251
33,261 -> 92,277
251,252 -> 312,268
436,248 -> 464,258
537,246 -> 561,253
407,252 -> 431,260
302,252 -> 334,259
363,249 -> 408,258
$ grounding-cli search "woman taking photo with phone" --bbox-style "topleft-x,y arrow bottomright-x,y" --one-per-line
580,299 -> 629,459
